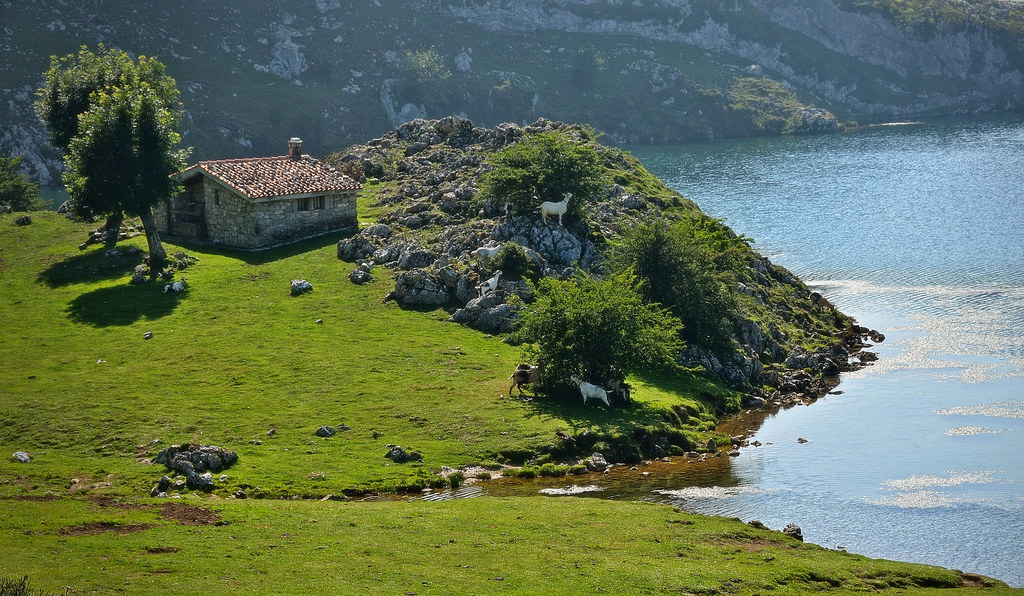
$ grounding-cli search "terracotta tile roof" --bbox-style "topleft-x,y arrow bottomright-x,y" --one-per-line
180,155 -> 361,200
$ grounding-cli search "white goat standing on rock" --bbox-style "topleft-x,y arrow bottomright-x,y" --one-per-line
478,270 -> 502,297
473,243 -> 502,264
571,374 -> 612,408
539,192 -> 572,226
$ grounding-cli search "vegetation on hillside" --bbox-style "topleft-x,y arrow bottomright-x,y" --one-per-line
0,156 -> 42,211
478,129 -> 605,217
36,46 -> 190,268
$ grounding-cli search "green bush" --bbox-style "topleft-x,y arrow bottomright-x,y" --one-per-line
512,272 -> 683,389
0,156 -> 42,212
478,131 -> 604,218
448,471 -> 466,489
538,463 -> 568,477
0,576 -> 56,596
489,243 -> 536,281
608,218 -> 739,350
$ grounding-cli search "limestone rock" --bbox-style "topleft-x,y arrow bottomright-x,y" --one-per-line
783,523 -> 804,541
384,445 -> 422,463
290,279 -> 313,296
315,425 -> 336,438
154,444 -> 238,475
12,451 -> 31,463
14,215 -> 31,226
585,452 -> 609,472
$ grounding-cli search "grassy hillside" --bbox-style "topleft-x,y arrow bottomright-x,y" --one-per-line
0,211 -> 732,498
1,212 -> 1019,593
3,496 -> 1015,595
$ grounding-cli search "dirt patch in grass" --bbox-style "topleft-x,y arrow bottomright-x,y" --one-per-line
159,503 -> 221,526
58,521 -> 155,536
960,572 -> 1000,588
145,546 -> 181,554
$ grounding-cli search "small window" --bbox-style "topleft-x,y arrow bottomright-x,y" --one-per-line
213,188 -> 220,206
313,196 -> 325,210
297,197 -> 311,211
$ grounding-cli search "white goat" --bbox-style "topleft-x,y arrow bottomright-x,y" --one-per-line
539,192 -> 572,226
473,244 -> 502,264
478,270 -> 502,296
163,277 -> 188,294
571,374 -> 612,408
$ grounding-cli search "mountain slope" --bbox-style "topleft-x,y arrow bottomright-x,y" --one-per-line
2,0 -> 1021,184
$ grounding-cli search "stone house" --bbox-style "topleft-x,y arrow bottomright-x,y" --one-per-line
156,138 -> 361,249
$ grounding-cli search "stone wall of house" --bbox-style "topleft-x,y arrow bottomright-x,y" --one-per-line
157,177 -> 357,249
252,193 -> 357,248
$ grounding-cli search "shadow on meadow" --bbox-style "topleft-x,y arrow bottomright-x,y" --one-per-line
37,247 -> 145,288
66,283 -> 179,326
169,230 -> 350,267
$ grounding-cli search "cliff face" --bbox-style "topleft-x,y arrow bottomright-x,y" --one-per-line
2,0 -> 1021,184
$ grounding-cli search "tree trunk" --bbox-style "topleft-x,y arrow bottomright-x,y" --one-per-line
138,204 -> 167,271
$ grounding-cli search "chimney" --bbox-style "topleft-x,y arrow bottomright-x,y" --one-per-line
288,137 -> 302,159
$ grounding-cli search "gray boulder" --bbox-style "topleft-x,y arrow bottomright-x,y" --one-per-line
290,279 -> 314,296
186,471 -> 216,492
154,444 -> 238,475
783,523 -> 804,541
349,268 -> 373,284
391,269 -> 449,306
385,445 -> 422,463
12,451 -> 31,463
315,425 -> 336,438
14,215 -> 31,226
337,235 -> 376,261
585,452 -> 609,472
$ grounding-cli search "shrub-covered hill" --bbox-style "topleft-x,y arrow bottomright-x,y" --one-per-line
329,116 -> 881,402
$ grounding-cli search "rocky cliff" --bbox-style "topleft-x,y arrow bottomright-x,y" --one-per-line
2,0 -> 1021,184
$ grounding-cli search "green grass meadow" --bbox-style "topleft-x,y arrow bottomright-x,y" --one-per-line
1,212 -> 1019,593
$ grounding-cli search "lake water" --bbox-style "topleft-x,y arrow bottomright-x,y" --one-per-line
434,115 -> 1024,586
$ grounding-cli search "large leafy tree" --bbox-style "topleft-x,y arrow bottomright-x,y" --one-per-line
36,46 -> 188,268
0,155 -> 42,211
609,219 -> 739,350
513,272 -> 683,390
479,130 -> 604,217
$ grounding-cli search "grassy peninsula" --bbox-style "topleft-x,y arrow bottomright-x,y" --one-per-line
1,123 -> 1019,592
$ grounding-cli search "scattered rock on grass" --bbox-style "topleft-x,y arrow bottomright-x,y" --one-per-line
315,425 -> 336,438
385,445 -> 422,463
290,279 -> 313,296
783,523 -> 804,541
14,215 -> 31,226
154,444 -> 238,475
12,451 -> 31,463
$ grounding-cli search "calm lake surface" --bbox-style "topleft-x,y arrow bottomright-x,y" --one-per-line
432,115 -> 1024,586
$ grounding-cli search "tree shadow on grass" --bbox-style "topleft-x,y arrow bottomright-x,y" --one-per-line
169,230 -> 351,266
518,388 -> 668,432
67,283 -> 178,327
38,247 -> 145,288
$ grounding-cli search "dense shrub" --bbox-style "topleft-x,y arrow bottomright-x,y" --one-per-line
489,243 -> 537,280
478,131 -> 604,218
513,272 -> 683,389
0,156 -> 42,212
609,218 -> 739,350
